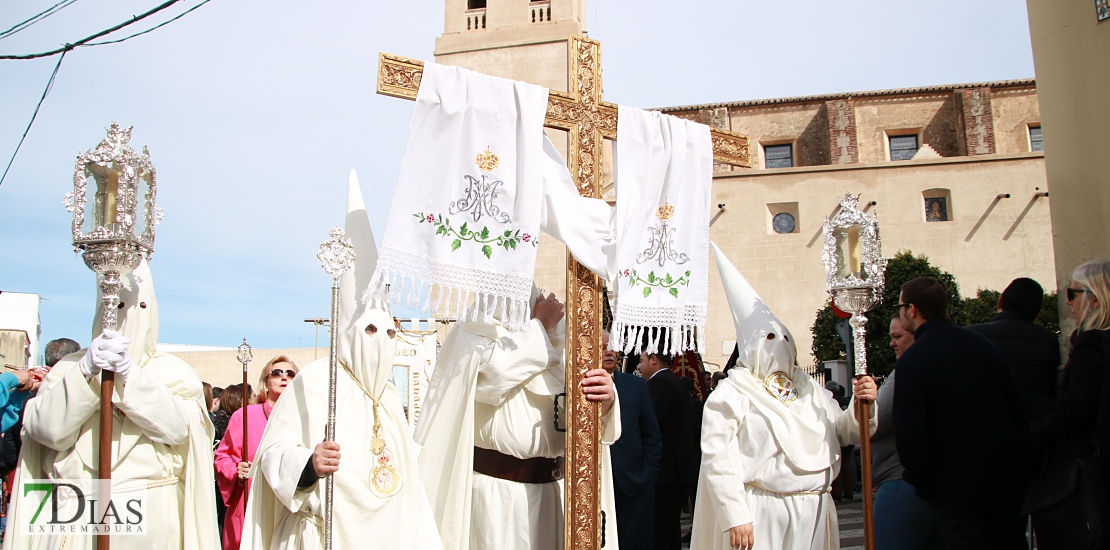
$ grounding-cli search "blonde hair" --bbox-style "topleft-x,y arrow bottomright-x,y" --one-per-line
258,355 -> 298,398
1072,259 -> 1110,332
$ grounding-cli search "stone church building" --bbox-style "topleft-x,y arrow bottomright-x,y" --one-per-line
437,0 -> 1054,370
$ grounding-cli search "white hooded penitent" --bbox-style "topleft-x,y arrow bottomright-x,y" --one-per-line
240,171 -> 441,550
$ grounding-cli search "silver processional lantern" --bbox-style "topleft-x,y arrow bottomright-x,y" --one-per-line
64,122 -> 162,331
820,193 -> 887,376
819,192 -> 886,550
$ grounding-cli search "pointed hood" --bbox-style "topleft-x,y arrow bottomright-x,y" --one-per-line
336,170 -> 393,395
711,242 -> 796,378
93,258 -> 158,366
712,242 -> 841,474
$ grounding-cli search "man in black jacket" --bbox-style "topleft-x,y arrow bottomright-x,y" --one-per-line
604,332 -> 663,550
894,277 -> 1030,549
639,351 -> 698,550
967,277 -> 1061,415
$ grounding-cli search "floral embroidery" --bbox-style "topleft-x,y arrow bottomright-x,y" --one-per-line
619,268 -> 691,298
636,201 -> 690,266
413,212 -> 538,259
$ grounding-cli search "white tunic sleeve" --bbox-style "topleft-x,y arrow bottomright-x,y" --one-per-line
701,388 -> 753,530
258,441 -> 319,514
22,360 -> 99,451
830,395 -> 879,447
114,363 -> 192,445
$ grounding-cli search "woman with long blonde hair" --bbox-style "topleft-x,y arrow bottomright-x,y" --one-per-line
214,356 -> 298,549
1030,259 -> 1110,548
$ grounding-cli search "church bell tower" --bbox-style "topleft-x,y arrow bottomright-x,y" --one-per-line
434,0 -> 587,92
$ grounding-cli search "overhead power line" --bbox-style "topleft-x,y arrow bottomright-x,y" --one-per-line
0,0 -> 184,60
0,51 -> 66,188
0,0 -> 81,41
0,0 -> 214,188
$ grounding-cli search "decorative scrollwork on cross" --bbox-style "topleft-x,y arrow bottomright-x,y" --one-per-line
317,227 -> 356,282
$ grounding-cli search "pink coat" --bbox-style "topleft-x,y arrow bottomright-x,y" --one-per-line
214,402 -> 271,550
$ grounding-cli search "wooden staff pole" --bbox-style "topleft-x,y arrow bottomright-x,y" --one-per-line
855,387 -> 875,550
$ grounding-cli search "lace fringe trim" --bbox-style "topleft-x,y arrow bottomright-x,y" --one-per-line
366,244 -> 534,332
610,303 -> 707,355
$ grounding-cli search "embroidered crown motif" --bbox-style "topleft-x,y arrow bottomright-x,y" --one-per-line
475,148 -> 499,173
656,201 -> 675,221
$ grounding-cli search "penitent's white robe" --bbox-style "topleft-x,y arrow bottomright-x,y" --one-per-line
3,352 -> 218,550
691,368 -> 876,550
417,317 -> 620,550
239,358 -> 441,550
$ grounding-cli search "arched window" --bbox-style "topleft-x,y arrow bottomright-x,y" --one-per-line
922,189 -> 952,222
467,0 -> 486,9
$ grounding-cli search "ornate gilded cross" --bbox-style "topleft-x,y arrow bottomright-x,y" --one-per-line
377,35 -> 751,550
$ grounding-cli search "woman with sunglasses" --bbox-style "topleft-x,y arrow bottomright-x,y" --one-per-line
1028,259 -> 1110,548
215,356 -> 298,549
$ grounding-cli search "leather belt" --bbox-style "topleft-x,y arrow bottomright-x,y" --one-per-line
473,447 -> 564,484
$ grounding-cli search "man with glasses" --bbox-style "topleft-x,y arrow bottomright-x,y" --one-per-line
892,277 -> 1029,549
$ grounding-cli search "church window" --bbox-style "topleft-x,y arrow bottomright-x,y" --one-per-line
889,135 -> 919,161
922,189 -> 952,222
772,213 -> 796,234
767,202 -> 800,234
1029,126 -> 1043,152
764,144 -> 793,169
467,0 -> 486,9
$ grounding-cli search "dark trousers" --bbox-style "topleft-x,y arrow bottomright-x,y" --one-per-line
931,498 -> 1027,550
654,485 -> 684,550
614,484 -> 654,550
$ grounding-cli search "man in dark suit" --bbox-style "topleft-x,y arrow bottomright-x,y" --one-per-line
966,277 -> 1060,415
603,332 -> 662,550
639,350 -> 698,550
894,277 -> 1029,549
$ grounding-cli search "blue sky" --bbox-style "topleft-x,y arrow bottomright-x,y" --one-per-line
0,0 -> 1036,352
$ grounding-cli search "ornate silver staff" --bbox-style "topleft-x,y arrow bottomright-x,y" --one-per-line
237,339 -> 254,471
63,122 -> 161,550
316,227 -> 354,550
820,193 -> 887,550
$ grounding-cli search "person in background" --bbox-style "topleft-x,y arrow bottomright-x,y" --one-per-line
1029,260 -> 1110,546
679,375 -> 704,543
211,386 -> 223,421
212,383 -> 248,537
639,350 -> 698,550
827,381 -> 855,502
604,331 -> 662,550
702,370 -> 715,394
203,382 -> 214,419
894,277 -> 1029,548
967,277 -> 1061,415
873,317 -> 942,550
215,357 -> 297,549
711,371 -> 726,390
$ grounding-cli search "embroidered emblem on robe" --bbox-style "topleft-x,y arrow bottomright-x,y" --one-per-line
764,371 -> 799,404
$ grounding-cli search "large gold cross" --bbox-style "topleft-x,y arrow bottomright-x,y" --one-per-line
377,35 -> 751,550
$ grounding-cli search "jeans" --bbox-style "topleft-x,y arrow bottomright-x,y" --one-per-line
874,479 -> 944,550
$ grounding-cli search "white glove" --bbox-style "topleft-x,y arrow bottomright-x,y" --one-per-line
79,330 -> 131,379
102,346 -> 132,384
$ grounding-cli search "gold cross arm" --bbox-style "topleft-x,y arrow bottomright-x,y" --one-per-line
376,52 -> 752,170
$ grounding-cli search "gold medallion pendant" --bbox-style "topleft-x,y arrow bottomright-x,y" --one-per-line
369,449 -> 403,498
764,371 -> 799,404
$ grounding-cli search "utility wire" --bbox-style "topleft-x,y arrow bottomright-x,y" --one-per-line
0,0 -> 183,60
0,0 -> 81,41
0,0 -> 213,188
86,0 -> 212,46
0,50 -> 66,188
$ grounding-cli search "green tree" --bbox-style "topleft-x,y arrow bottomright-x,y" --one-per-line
810,251 -> 963,378
960,289 -> 1002,326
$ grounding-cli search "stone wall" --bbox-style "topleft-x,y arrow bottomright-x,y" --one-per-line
705,154 -> 1054,370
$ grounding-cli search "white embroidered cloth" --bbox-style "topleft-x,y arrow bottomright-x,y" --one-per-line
369,62 -> 550,331
610,106 -> 712,355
